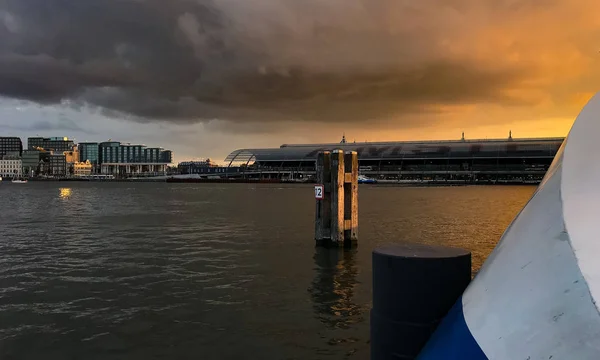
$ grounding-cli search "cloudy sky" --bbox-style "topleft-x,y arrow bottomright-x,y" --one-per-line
0,0 -> 597,163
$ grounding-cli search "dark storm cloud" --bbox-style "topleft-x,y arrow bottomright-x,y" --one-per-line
0,0 -> 570,124
0,113 -> 93,134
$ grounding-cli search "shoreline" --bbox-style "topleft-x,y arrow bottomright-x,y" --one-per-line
5,177 -> 540,186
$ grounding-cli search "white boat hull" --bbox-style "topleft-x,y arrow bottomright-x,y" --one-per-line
358,175 -> 377,184
418,92 -> 600,359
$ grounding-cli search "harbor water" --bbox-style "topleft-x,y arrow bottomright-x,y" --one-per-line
0,183 -> 534,360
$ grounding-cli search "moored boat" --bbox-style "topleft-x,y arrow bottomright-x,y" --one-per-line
358,174 -> 377,184
11,179 -> 28,184
417,92 -> 600,359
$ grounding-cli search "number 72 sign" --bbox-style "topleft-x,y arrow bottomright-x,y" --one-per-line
314,184 -> 324,199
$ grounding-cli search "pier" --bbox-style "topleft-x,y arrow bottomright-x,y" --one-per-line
314,150 -> 358,248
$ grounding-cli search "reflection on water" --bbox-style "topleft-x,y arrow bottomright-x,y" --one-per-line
308,248 -> 364,330
59,188 -> 72,199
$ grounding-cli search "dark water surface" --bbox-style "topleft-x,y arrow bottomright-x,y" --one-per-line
0,183 -> 534,359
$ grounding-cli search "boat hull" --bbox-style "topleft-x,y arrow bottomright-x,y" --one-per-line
418,92 -> 600,359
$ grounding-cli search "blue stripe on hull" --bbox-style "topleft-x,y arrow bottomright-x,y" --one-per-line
417,297 -> 487,360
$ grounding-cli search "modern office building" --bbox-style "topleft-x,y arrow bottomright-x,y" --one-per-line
99,142 -> 140,163
78,142 -> 99,164
98,141 -> 173,177
22,150 -> 41,176
0,137 -> 23,157
144,147 -> 162,163
160,150 -> 173,164
28,136 -> 74,152
0,159 -> 22,178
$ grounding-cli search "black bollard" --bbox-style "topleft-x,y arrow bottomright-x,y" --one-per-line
371,243 -> 472,360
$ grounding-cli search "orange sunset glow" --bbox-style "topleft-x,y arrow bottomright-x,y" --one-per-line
0,0 -> 599,159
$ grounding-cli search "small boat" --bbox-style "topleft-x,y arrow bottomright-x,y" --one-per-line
11,179 -> 28,184
358,175 -> 377,184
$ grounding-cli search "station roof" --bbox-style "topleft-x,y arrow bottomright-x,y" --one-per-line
224,137 -> 565,164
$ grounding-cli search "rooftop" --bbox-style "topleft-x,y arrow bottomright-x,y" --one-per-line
225,136 -> 565,164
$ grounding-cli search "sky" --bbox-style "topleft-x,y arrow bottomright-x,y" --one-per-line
0,0 -> 598,164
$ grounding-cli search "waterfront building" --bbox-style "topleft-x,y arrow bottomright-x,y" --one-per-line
74,160 -> 93,177
78,142 -> 99,164
22,150 -> 41,176
145,147 -> 161,163
98,141 -> 173,177
64,145 -> 79,175
0,137 -> 23,157
0,158 -> 22,178
36,151 -> 51,175
160,150 -> 173,164
64,145 -> 79,163
177,161 -> 242,176
99,142 -> 141,163
28,136 -> 74,152
48,154 -> 67,177
178,160 -> 216,174
224,134 -> 565,183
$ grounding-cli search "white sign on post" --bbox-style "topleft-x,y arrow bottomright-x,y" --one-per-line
314,184 -> 324,199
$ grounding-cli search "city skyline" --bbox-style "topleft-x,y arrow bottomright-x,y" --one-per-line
0,1 -> 596,162
0,134 -> 173,178
0,122 -> 568,166
0,99 -> 575,164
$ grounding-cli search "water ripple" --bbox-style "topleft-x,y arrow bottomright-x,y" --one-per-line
0,182 -> 533,360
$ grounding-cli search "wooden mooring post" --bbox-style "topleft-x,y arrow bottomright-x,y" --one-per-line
314,150 -> 358,247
